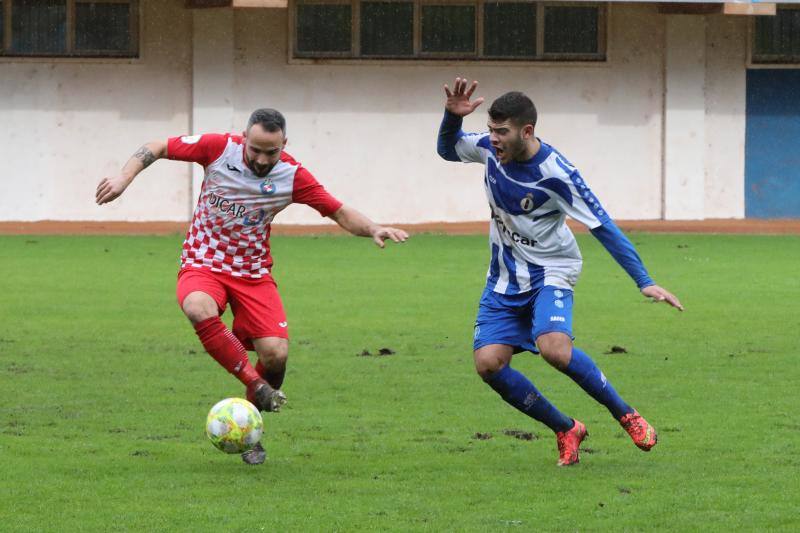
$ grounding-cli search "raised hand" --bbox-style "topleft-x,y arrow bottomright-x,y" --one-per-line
641,285 -> 684,311
444,77 -> 485,117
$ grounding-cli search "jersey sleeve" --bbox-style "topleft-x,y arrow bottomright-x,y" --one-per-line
591,222 -> 654,289
437,110 -> 489,164
455,133 -> 491,164
292,166 -> 343,217
542,155 -> 611,229
543,154 -> 653,288
166,133 -> 229,167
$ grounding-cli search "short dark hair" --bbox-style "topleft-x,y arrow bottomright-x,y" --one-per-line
488,92 -> 537,128
247,108 -> 286,135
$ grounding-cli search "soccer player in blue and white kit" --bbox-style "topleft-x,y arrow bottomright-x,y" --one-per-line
437,78 -> 684,466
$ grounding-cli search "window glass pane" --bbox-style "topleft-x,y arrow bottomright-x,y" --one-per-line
75,2 -> 132,53
296,3 -> 351,53
754,9 -> 800,61
360,1 -> 413,56
483,2 -> 536,58
544,6 -> 597,54
421,5 -> 475,54
12,0 -> 66,55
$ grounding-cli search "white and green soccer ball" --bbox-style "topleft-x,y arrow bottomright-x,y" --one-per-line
205,398 -> 264,454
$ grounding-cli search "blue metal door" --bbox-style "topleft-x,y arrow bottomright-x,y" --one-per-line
745,69 -> 800,218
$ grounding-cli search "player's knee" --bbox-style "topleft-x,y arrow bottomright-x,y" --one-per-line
254,338 -> 288,365
536,333 -> 572,370
181,292 -> 218,324
474,351 -> 506,379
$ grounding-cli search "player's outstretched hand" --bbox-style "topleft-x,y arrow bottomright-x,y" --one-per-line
371,226 -> 409,249
641,285 -> 684,311
444,77 -> 485,117
96,175 -> 131,205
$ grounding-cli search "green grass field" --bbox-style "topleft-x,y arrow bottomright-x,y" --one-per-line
1,232 -> 798,531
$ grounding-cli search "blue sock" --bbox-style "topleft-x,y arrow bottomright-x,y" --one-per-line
484,365 -> 574,433
564,347 -> 634,420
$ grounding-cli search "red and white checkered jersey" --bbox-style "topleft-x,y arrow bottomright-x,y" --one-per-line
167,133 -> 342,278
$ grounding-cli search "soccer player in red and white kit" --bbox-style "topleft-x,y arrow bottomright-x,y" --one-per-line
96,109 -> 408,464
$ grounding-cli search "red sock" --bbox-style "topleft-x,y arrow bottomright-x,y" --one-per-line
194,317 -> 260,386
255,360 -> 266,379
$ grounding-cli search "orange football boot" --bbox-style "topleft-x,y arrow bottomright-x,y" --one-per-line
556,419 -> 588,466
619,411 -> 657,451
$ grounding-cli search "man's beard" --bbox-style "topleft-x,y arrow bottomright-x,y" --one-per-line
507,135 -> 526,161
247,159 -> 272,177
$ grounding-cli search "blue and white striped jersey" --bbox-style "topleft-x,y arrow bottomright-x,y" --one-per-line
438,111 -> 654,295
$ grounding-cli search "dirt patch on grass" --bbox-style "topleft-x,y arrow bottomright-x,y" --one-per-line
358,347 -> 396,357
502,429 -> 538,441
604,345 -> 628,354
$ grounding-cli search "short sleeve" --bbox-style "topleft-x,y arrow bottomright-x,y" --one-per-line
292,167 -> 343,217
167,133 -> 230,167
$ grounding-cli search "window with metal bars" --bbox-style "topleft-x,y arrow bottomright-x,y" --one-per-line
292,0 -> 605,61
1,0 -> 138,58
753,6 -> 800,64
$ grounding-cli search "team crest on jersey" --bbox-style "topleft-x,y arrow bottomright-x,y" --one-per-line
243,208 -> 267,226
520,193 -> 535,213
260,179 -> 276,195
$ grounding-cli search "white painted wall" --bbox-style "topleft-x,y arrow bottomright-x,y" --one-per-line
0,0 -> 193,222
232,4 -> 665,224
704,14 -> 747,219
664,15 -> 707,220
0,2 -> 749,223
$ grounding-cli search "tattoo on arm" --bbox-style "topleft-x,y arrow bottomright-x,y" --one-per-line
133,146 -> 157,169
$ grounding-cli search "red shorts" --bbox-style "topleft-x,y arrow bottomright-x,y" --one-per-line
176,267 -> 288,350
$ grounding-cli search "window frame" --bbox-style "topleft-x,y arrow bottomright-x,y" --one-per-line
418,0 -> 477,59
358,0 -> 417,58
289,0 -> 607,63
289,0 -> 354,58
749,4 -> 800,68
0,0 -> 139,59
541,2 -> 605,61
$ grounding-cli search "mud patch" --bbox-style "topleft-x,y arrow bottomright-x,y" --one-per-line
472,432 -> 493,440
604,345 -> 628,354
502,429 -> 537,441
358,347 -> 396,357
5,363 -> 28,374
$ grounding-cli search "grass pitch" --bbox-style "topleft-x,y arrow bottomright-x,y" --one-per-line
1,232 -> 798,531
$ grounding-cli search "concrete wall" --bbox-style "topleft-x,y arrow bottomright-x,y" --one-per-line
232,4 -> 666,224
0,0 -> 193,222
705,14 -> 747,219
0,1 -> 750,223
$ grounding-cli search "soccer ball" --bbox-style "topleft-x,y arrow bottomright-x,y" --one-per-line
205,398 -> 264,454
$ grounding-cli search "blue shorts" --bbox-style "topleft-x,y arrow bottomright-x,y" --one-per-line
473,285 -> 574,354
